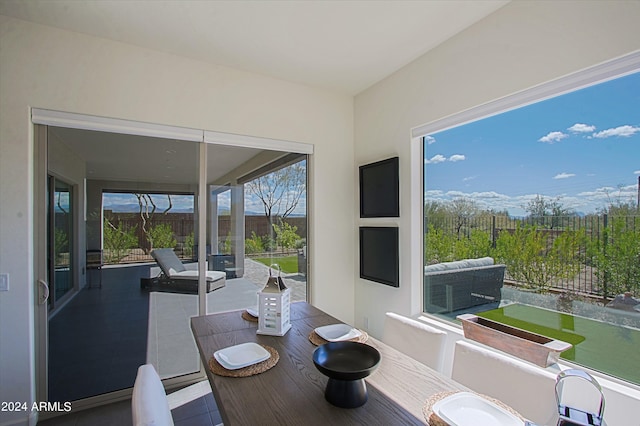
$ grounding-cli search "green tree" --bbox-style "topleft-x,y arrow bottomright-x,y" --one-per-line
103,218 -> 138,263
147,223 -> 176,250
273,220 -> 300,251
245,231 -> 264,254
425,224 -> 456,263
134,193 -> 175,254
54,228 -> 69,265
447,197 -> 480,238
523,195 -> 574,228
183,232 -> 195,258
424,201 -> 449,231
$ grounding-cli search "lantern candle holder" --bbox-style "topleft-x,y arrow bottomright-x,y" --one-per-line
257,264 -> 291,336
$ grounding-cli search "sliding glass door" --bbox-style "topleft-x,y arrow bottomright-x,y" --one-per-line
34,111 -> 311,413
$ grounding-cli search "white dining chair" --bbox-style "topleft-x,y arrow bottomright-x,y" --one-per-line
451,340 -> 557,425
132,364 -> 175,426
382,312 -> 447,373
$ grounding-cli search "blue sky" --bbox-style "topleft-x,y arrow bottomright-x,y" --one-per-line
425,71 -> 640,217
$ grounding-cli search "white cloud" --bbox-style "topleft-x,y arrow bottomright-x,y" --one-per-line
592,125 -> 640,138
426,153 -> 466,164
635,170 -> 640,175
568,123 -> 596,133
539,131 -> 568,143
425,136 -> 436,145
425,154 -> 447,164
462,176 -> 477,182
553,172 -> 576,179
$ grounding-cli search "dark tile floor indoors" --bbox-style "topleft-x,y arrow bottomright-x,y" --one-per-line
43,264 -> 223,425
48,265 -> 151,402
38,391 -> 223,426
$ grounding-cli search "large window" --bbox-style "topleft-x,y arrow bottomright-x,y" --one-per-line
423,70 -> 640,385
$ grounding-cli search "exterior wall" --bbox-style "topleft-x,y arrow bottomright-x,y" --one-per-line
0,15 -> 353,425
354,1 -> 640,338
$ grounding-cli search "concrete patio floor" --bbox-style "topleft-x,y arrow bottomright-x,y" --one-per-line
147,258 -> 307,378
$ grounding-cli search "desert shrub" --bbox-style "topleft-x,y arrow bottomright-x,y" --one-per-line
495,224 -> 582,292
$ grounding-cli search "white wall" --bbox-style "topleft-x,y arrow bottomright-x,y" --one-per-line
354,1 -> 640,338
0,15 -> 354,426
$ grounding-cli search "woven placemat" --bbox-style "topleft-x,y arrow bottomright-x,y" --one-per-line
208,345 -> 279,378
241,310 -> 258,322
308,329 -> 369,346
422,390 -> 524,425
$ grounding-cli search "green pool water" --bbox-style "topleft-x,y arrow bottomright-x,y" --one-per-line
477,304 -> 640,385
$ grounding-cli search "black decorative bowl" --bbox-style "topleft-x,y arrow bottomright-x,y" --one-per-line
313,341 -> 381,408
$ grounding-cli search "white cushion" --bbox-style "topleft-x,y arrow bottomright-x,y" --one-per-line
132,364 -> 174,426
383,312 -> 447,372
451,340 -> 556,425
170,269 -> 226,282
425,257 -> 495,273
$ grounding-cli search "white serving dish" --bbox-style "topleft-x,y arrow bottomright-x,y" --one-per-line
432,392 -> 523,426
315,324 -> 362,342
214,342 -> 270,370
246,307 -> 258,317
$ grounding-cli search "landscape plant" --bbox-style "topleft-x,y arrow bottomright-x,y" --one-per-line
103,218 -> 138,263
494,224 -> 582,292
424,224 -> 492,263
589,215 -> 640,298
183,232 -> 194,258
54,228 -> 69,265
147,223 -> 177,250
272,220 -> 300,251
245,231 -> 264,254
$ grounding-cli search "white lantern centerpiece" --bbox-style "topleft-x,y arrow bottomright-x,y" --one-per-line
257,264 -> 291,336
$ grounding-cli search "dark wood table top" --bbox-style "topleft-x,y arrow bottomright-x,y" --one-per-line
191,302 -> 467,425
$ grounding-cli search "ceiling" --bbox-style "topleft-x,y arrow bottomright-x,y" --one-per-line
8,1 -> 508,185
0,0 -> 508,95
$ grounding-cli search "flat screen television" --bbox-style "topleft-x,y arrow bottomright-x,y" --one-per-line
359,226 -> 399,287
359,157 -> 399,218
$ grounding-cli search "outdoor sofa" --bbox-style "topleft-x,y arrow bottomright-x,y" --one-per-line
424,257 -> 506,313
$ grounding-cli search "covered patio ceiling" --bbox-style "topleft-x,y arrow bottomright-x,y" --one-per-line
49,126 -> 270,186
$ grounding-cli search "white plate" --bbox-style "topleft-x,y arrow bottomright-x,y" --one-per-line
246,307 -> 258,317
433,392 -> 523,426
213,342 -> 270,370
315,324 -> 362,342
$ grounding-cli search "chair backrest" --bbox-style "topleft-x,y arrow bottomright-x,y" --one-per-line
151,248 -> 186,277
382,312 -> 447,372
132,364 -> 174,426
451,340 -> 557,425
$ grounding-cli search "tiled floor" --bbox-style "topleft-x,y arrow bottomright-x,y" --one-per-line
38,390 -> 223,426
48,265 -> 151,402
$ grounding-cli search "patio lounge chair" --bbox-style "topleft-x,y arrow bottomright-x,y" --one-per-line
148,248 -> 226,293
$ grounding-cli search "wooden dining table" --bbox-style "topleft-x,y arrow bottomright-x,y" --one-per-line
190,302 -> 468,425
